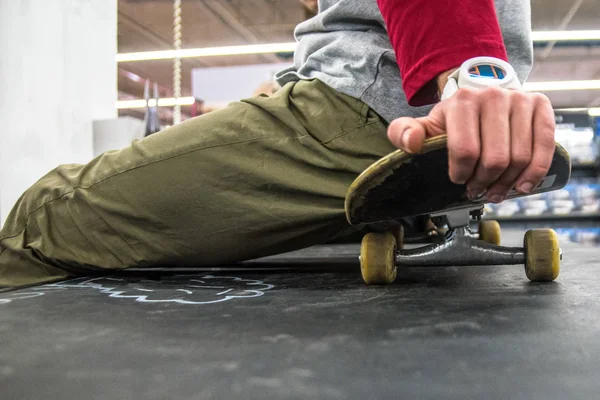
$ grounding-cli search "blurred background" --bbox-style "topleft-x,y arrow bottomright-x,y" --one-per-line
0,0 -> 599,244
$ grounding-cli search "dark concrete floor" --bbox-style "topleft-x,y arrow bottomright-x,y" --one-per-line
1,230 -> 599,399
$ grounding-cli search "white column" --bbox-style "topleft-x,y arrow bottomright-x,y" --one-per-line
0,0 -> 117,224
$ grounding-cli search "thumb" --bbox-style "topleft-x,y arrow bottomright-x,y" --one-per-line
387,105 -> 447,153
387,117 -> 427,153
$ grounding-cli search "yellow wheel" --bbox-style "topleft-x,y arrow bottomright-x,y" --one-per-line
360,232 -> 397,285
479,220 -> 501,245
524,229 -> 561,282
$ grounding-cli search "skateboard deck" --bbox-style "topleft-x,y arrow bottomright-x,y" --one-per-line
345,135 -> 571,225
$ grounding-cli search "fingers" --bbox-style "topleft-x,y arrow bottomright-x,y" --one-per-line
485,92 -> 534,201
447,89 -> 554,202
466,88 -> 510,197
446,89 -> 481,184
515,94 -> 556,193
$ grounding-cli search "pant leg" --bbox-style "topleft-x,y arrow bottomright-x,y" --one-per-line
0,79 -> 397,289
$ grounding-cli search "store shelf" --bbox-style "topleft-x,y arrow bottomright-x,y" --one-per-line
571,164 -> 598,178
572,163 -> 598,169
487,212 -> 600,223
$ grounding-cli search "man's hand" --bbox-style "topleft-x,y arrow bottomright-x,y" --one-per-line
387,86 -> 556,203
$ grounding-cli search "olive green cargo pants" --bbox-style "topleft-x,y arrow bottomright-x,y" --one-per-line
0,79 -> 397,289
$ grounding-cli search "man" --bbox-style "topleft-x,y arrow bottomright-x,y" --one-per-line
0,0 -> 555,288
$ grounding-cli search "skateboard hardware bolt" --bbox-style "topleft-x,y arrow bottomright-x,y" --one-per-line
470,209 -> 483,221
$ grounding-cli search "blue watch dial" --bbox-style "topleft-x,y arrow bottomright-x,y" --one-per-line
468,63 -> 506,80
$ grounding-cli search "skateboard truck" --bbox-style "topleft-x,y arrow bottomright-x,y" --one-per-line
396,226 -> 525,267
358,206 -> 562,285
397,206 -> 525,267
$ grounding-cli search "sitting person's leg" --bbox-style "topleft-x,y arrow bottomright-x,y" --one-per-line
0,79 -> 396,289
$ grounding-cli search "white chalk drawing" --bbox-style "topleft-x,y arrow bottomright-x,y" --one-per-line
0,275 -> 274,305
0,291 -> 47,304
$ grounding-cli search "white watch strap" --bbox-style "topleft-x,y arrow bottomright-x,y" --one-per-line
441,57 -> 522,101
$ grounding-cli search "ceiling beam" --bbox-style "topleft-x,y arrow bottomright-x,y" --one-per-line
119,11 -> 172,49
195,0 -> 281,63
535,53 -> 600,63
539,0 -> 585,60
587,95 -> 600,107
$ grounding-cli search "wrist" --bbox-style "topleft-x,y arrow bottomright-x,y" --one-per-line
439,57 -> 522,101
436,68 -> 459,100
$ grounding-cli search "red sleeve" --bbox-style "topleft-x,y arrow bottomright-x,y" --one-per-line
377,0 -> 508,106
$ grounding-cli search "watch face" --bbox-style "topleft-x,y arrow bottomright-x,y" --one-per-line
468,63 -> 506,80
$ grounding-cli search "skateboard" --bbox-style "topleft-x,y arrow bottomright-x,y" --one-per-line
345,135 -> 571,285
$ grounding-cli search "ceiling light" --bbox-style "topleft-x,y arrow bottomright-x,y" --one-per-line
117,42 -> 297,63
523,80 -> 600,92
554,108 -> 600,117
531,30 -> 600,42
554,108 -> 589,113
116,31 -> 600,63
116,97 -> 195,109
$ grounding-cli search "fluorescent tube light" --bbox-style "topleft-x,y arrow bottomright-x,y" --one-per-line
524,80 -> 600,92
117,42 -> 297,63
116,97 -> 195,109
531,30 -> 600,42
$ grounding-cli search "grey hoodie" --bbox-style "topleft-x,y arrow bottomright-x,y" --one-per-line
276,0 -> 533,122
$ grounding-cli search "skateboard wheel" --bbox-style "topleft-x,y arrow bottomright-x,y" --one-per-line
478,220 -> 501,245
524,229 -> 560,282
360,232 -> 397,285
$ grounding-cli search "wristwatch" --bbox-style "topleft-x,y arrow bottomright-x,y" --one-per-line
441,57 -> 522,101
